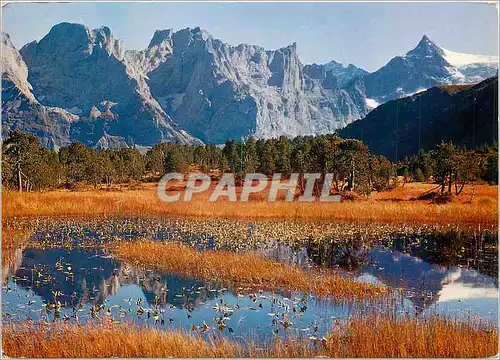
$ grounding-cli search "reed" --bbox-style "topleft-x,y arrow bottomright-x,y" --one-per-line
1,324 -> 239,358
3,316 -> 497,358
111,240 -> 387,300
326,315 -> 499,358
3,182 -> 497,225
1,225 -> 32,266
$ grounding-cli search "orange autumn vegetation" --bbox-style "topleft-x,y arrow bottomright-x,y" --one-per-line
326,315 -> 498,358
111,240 -> 386,300
3,182 -> 497,225
1,324 -> 240,358
1,226 -> 32,266
3,316 -> 497,358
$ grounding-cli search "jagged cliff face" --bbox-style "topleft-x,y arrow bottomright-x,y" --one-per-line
2,32 -> 36,103
2,32 -> 75,148
128,27 -> 369,143
12,23 -> 199,148
304,60 -> 368,88
20,23 -> 128,111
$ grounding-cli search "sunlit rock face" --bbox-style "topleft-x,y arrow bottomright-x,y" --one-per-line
8,23 -> 199,148
1,32 -> 74,149
129,27 -> 369,143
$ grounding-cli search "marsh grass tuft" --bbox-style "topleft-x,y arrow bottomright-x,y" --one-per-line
1,324 -> 239,358
111,240 -> 387,300
326,315 -> 499,358
1,225 -> 32,269
3,317 -> 497,358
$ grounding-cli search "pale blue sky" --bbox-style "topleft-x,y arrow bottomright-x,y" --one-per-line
2,2 -> 498,71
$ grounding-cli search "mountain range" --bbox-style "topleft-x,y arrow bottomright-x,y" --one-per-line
1,23 -> 498,149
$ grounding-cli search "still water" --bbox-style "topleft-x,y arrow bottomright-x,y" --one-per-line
2,243 -> 497,342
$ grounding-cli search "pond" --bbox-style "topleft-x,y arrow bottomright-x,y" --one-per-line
2,241 -> 497,344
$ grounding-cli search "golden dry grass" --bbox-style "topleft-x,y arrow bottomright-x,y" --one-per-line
3,317 -> 497,358
326,316 -> 499,358
1,324 -> 240,358
1,226 -> 32,266
3,182 -> 497,225
437,84 -> 474,93
111,240 -> 386,300
1,324 -> 319,358
372,182 -> 498,202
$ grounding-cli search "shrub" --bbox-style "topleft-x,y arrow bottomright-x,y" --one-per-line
432,192 -> 453,204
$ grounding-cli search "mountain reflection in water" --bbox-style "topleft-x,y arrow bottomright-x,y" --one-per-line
2,243 -> 497,342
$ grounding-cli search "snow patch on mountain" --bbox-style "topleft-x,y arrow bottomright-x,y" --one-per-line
406,88 -> 428,97
365,98 -> 379,109
442,48 -> 498,68
361,35 -> 498,103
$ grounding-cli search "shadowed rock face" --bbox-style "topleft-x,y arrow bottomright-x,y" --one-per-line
340,76 -> 499,161
3,24 -> 199,148
304,60 -> 368,88
2,23 -> 199,148
20,23 -> 132,113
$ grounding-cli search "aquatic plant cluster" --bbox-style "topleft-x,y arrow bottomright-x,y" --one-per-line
4,244 -> 405,343
9,217 -> 495,273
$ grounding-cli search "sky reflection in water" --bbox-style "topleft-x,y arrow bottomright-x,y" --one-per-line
2,242 -> 497,343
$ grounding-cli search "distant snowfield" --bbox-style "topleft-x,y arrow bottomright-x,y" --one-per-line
365,98 -> 379,109
407,88 -> 427,97
442,48 -> 498,68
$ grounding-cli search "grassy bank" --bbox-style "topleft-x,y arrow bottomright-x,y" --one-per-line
111,240 -> 386,300
3,316 -> 497,358
325,316 -> 498,358
1,226 -> 32,266
3,182 -> 497,225
1,324 -> 240,358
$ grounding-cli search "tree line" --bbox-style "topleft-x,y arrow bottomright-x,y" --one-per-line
2,129 -> 497,195
399,141 -> 498,194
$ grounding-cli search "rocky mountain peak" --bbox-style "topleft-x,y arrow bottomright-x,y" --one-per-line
13,23 -> 200,147
44,22 -> 90,43
406,34 -> 445,60
170,27 -> 212,50
346,63 -> 361,70
148,29 -> 174,48
21,22 -> 124,61
3,24 -> 497,149
303,59 -> 368,87
91,26 -> 124,59
1,32 -> 36,103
